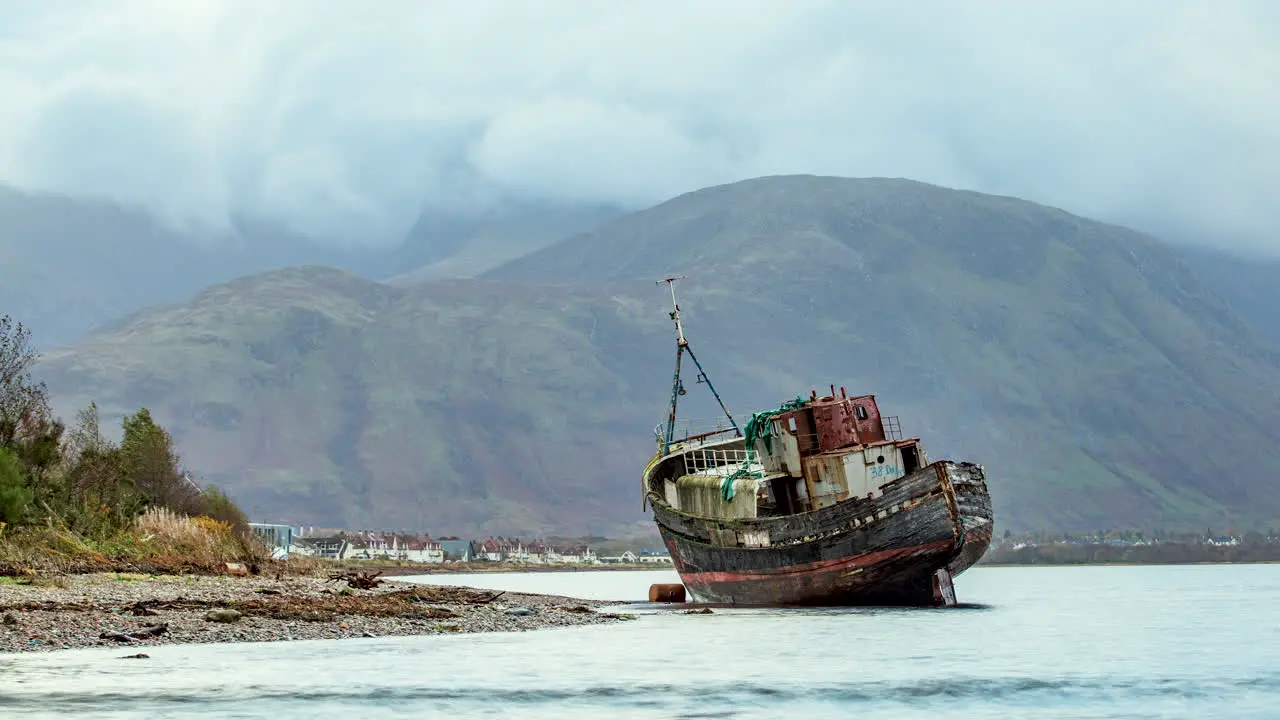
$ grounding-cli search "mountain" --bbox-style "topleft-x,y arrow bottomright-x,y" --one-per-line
0,185 -> 400,348
385,200 -> 621,285
0,184 -> 622,349
1174,244 -> 1280,349
32,175 -> 1280,536
34,266 -> 675,536
486,175 -> 1280,533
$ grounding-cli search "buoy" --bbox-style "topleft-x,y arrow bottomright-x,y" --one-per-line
649,583 -> 686,603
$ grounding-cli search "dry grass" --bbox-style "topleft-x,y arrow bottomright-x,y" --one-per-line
277,553 -> 326,577
0,508 -> 271,578
134,507 -> 240,560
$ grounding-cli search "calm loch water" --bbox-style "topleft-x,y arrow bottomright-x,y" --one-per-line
2,565 -> 1277,718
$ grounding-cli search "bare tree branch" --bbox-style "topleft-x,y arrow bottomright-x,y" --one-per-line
0,315 -> 51,447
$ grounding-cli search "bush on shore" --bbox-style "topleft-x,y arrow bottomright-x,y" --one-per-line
0,314 -> 265,575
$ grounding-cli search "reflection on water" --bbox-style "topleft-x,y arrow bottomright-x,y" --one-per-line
2,566 -> 1278,719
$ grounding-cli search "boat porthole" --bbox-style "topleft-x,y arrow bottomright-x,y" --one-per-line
877,455 -> 885,464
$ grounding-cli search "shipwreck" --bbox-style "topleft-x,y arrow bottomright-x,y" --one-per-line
642,278 -> 994,607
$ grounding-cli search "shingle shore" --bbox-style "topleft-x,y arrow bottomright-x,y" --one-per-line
0,573 -> 627,654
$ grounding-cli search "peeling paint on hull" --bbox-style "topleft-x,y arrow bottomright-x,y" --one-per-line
649,461 -> 994,607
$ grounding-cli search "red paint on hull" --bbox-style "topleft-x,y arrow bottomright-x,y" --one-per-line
677,540 -> 955,585
669,537 -> 962,606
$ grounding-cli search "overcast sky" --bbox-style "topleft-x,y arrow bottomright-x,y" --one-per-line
1,0 -> 1276,252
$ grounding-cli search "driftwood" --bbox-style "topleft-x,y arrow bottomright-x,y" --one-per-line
399,586 -> 507,605
327,570 -> 385,590
125,602 -> 159,616
100,623 -> 169,643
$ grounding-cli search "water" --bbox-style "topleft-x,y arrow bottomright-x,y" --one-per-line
2,565 -> 1277,718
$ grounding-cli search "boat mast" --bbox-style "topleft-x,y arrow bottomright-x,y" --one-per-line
658,276 -> 740,456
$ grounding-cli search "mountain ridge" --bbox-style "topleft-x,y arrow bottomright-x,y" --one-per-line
27,175 -> 1280,536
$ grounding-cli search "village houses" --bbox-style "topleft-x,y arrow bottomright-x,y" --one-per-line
280,528 -> 658,566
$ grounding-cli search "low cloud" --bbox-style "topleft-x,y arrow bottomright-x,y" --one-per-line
0,0 -> 1276,252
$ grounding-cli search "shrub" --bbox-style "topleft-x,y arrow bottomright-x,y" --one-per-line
0,448 -> 32,526
1,314 -> 260,573
188,484 -> 250,536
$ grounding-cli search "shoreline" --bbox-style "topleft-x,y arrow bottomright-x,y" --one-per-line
335,562 -> 671,577
977,559 -> 1280,568
0,572 -> 630,655
354,558 -> 1280,577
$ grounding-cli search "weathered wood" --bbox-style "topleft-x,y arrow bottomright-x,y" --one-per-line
100,623 -> 168,643
646,458 -> 994,607
327,570 -> 385,590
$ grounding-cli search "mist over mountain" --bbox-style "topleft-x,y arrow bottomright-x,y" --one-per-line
0,185 -> 408,347
0,184 -> 619,347
386,199 -> 624,285
29,176 -> 1280,537
1174,244 -> 1280,349
2,3 -> 1278,258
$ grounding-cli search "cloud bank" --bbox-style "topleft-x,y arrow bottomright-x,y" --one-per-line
0,0 -> 1277,252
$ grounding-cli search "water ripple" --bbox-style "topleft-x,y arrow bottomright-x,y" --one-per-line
4,567 -> 1280,719
4,674 -> 1277,712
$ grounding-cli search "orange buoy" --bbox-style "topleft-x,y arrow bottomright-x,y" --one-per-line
649,583 -> 686,603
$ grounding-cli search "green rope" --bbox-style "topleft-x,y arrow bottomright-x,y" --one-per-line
720,396 -> 807,501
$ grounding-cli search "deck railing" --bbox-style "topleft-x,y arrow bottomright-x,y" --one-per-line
679,447 -> 761,477
656,414 -> 907,451
653,416 -> 747,444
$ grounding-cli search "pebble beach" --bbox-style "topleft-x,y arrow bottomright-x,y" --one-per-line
0,572 -> 628,654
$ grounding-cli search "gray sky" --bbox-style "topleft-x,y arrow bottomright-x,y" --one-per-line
1,0 -> 1277,252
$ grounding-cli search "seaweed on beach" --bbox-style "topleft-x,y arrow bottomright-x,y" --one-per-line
0,585 -> 514,623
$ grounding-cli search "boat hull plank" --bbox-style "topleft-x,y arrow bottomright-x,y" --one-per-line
649,461 -> 992,607
661,493 -> 959,606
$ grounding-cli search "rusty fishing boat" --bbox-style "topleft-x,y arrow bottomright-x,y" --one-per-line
642,278 -> 994,607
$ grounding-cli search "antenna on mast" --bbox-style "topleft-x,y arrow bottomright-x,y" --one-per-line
657,275 -> 687,347
656,275 -> 739,455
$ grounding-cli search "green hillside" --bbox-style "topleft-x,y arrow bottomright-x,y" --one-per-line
31,176 -> 1280,535
34,267 -> 675,536
487,175 -> 1280,532
1175,244 -> 1280,349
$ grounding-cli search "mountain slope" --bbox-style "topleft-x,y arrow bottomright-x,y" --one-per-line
487,175 -> 1280,532
384,200 -> 621,285
0,186 -> 401,348
1,183 -> 620,349
1174,244 -> 1280,349
32,176 -> 1280,535
34,266 -> 675,535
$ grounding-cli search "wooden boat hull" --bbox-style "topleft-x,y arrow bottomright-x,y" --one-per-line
649,460 -> 992,607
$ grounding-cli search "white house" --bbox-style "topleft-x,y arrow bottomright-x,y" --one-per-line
291,536 -> 348,559
549,545 -> 597,564
397,537 -> 445,563
637,549 -> 673,564
479,537 -> 524,562
599,550 -> 639,564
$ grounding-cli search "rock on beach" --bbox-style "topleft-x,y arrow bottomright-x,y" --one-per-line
0,573 -> 623,654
